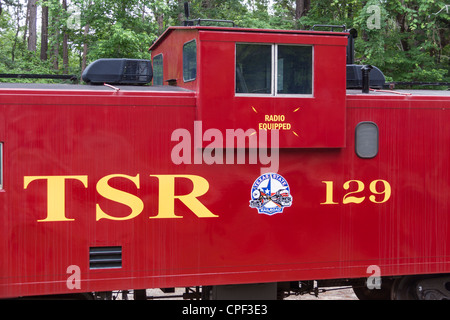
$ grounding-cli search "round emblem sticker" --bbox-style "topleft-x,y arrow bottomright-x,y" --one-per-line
249,173 -> 293,215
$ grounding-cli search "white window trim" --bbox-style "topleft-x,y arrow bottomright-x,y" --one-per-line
235,43 -> 314,98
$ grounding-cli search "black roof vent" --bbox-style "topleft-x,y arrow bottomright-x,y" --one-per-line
82,58 -> 152,85
347,64 -> 385,89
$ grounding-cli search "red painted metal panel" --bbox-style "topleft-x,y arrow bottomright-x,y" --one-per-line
195,29 -> 347,148
0,26 -> 450,298
149,26 -> 349,52
152,27 -> 347,148
344,94 -> 450,277
150,29 -> 199,91
1,89 -> 449,298
0,88 -> 199,297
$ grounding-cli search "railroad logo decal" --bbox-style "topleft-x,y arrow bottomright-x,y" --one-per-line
249,173 -> 293,215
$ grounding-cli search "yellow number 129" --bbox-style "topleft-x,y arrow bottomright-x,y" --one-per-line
321,179 -> 391,205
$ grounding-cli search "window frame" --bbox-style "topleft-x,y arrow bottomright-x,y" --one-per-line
275,44 -> 314,97
235,43 -> 314,97
235,42 -> 274,96
152,53 -> 164,86
183,39 -> 197,83
355,121 -> 379,159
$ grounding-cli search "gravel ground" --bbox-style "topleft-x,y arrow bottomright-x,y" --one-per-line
118,287 -> 358,300
285,287 -> 358,300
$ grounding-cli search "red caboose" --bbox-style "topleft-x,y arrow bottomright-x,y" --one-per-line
0,25 -> 449,300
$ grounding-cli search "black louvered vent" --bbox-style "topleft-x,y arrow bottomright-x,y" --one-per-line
89,246 -> 122,269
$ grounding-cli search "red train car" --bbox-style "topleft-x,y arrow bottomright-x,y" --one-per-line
0,25 -> 449,300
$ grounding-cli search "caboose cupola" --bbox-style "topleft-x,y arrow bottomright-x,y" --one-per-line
150,26 -> 348,148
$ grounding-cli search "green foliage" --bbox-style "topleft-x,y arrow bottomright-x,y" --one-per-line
359,0 -> 449,83
300,0 -> 449,83
0,0 -> 448,84
73,0 -> 157,65
87,23 -> 154,60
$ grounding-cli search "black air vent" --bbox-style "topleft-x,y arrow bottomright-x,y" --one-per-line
89,246 -> 122,269
82,59 -> 152,85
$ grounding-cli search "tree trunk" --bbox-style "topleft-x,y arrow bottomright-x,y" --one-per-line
53,25 -> 59,70
62,0 -> 69,73
177,0 -> 185,25
396,13 -> 410,52
40,5 -> 49,61
201,0 -> 213,9
81,24 -> 89,73
23,1 -> 30,44
81,0 -> 93,74
12,4 -> 22,62
295,0 -> 310,19
157,14 -> 164,35
27,0 -> 37,51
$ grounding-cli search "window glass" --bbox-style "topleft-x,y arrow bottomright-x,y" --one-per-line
183,40 -> 197,82
153,54 -> 163,85
355,122 -> 379,159
236,44 -> 272,94
277,45 -> 312,94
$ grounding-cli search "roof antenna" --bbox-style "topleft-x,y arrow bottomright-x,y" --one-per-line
184,2 -> 190,20
183,2 -> 193,26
